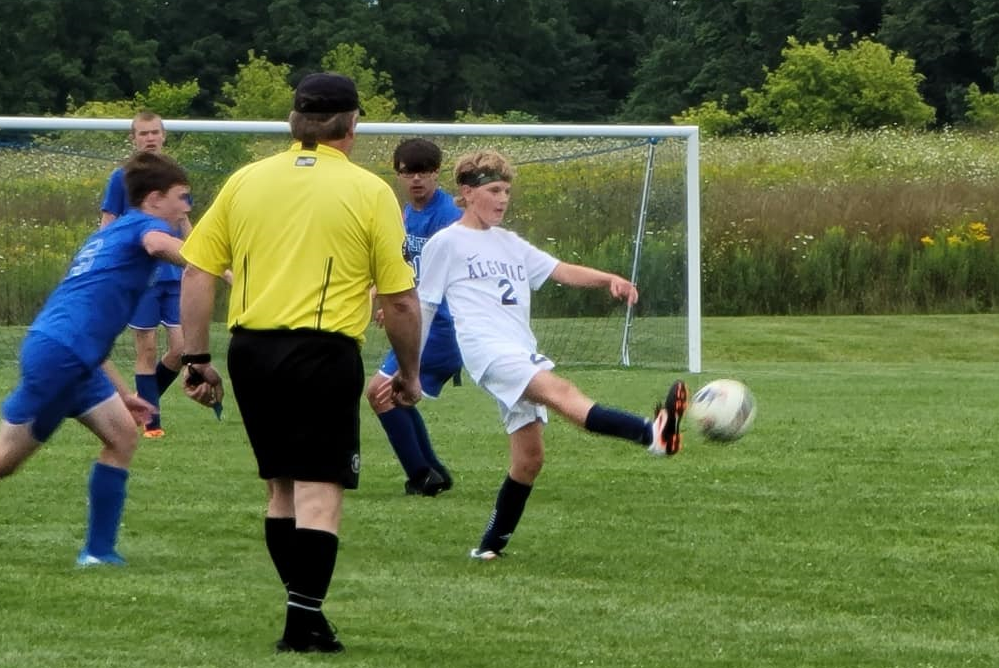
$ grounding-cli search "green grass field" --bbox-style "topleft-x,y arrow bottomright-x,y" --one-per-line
1,315 -> 997,667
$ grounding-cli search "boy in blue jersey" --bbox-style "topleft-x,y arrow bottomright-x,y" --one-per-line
0,152 -> 190,566
100,111 -> 192,439
365,139 -> 463,496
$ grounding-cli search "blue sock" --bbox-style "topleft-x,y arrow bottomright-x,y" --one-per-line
135,373 -> 160,429
584,404 -> 650,444
377,407 -> 428,480
405,407 -> 446,472
84,462 -> 129,557
154,361 -> 180,395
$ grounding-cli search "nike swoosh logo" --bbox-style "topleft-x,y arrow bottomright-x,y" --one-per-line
466,254 -> 479,261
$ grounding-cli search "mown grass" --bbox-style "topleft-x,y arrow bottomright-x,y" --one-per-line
0,314 -> 996,667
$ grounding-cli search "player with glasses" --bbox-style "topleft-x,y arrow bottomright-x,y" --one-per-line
397,170 -> 435,180
366,138 -> 463,496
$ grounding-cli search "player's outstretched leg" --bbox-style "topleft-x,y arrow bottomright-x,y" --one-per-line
648,380 -> 688,457
530,370 -> 687,456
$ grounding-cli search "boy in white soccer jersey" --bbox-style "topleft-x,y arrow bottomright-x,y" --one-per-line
413,149 -> 687,560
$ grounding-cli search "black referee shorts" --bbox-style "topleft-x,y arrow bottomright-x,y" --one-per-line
227,328 -> 364,487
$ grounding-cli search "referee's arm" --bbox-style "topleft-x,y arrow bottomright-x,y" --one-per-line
180,264 -> 216,356
378,287 -> 422,405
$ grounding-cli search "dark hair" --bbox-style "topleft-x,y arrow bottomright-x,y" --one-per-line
288,110 -> 356,146
393,138 -> 443,173
123,152 -> 189,208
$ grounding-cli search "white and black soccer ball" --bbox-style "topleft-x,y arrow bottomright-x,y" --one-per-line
688,379 -> 756,442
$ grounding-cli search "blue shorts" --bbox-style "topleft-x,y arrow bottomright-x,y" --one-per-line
379,327 -> 462,399
129,280 -> 180,329
2,331 -> 116,442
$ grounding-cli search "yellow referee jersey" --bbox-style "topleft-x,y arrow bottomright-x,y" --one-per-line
181,142 -> 414,342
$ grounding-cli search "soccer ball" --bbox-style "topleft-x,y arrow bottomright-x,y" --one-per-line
688,379 -> 756,442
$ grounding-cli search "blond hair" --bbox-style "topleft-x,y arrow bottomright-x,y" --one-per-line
453,150 -> 515,207
130,110 -> 163,135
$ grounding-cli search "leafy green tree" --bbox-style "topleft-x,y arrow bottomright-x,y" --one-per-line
90,30 -> 161,101
795,0 -> 885,43
263,0 -> 373,74
363,0 -> 602,120
964,82 -> 999,128
620,33 -> 704,122
217,51 -> 293,120
970,0 -> 999,88
621,0 -> 784,122
879,0 -> 985,124
320,43 -> 407,121
69,80 -> 199,119
68,98 -> 137,119
568,0 -> 654,116
137,80 -> 200,118
743,36 -> 935,130
671,99 -> 742,136
454,109 -> 540,123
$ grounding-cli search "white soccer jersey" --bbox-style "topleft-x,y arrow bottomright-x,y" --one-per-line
418,223 -> 559,383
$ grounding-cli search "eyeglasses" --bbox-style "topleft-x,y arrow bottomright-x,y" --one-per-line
397,170 -> 436,180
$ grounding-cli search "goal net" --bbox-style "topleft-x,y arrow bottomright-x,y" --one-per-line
0,117 -> 701,372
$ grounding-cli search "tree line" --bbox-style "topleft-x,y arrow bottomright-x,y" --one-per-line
1,0 -> 997,126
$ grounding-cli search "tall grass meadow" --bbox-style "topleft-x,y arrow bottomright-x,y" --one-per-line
4,128 -> 999,323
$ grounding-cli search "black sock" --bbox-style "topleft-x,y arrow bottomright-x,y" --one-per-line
584,404 -> 652,444
264,516 -> 296,589
479,475 -> 532,553
155,361 -> 180,395
284,529 -> 339,641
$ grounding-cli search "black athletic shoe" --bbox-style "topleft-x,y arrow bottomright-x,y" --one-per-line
404,467 -> 448,497
275,629 -> 345,654
437,466 -> 454,492
648,379 -> 687,457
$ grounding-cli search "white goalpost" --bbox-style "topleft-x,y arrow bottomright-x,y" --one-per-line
0,116 -> 701,372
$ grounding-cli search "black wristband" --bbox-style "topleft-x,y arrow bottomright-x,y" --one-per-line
180,353 -> 212,365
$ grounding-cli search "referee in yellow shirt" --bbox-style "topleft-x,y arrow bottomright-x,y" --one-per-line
179,72 -> 422,655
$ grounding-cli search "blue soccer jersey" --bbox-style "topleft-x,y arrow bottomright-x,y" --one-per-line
30,211 -> 176,367
380,188 -> 463,391
101,165 -> 186,283
402,188 -> 462,326
99,167 -> 129,219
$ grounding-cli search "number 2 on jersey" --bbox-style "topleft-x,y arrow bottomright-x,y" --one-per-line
498,278 -> 519,305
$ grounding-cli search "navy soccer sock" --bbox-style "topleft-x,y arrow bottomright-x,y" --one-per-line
284,529 -> 339,641
135,373 -> 160,429
264,516 -> 297,590
405,406 -> 447,473
154,361 -> 180,395
83,462 -> 129,556
378,407 -> 428,480
584,404 -> 652,445
478,475 -> 533,554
